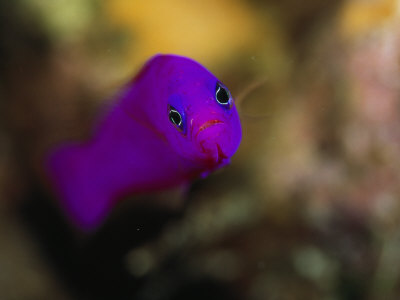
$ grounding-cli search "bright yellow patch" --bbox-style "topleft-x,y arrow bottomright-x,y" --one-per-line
339,0 -> 399,38
103,0 -> 259,67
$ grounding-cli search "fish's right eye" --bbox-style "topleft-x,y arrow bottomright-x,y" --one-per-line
215,82 -> 232,108
168,105 -> 184,131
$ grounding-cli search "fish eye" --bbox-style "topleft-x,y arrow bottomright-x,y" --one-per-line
215,82 -> 232,107
168,105 -> 184,131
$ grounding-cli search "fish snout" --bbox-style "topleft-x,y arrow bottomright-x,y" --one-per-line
195,120 -> 232,165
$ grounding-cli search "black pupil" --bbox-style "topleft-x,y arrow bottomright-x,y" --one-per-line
216,84 -> 230,104
169,109 -> 182,127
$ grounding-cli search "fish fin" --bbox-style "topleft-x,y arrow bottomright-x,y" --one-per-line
45,143 -> 112,232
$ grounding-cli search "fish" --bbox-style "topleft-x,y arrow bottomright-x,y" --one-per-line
45,54 -> 242,231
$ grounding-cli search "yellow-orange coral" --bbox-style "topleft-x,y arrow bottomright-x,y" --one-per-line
103,0 -> 260,67
339,0 -> 399,38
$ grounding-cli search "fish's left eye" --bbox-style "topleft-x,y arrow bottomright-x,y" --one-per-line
168,105 -> 185,131
215,82 -> 232,108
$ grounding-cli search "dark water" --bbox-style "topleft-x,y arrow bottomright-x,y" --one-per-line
21,185 -> 240,300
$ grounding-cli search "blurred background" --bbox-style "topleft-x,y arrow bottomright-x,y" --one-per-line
0,0 -> 400,299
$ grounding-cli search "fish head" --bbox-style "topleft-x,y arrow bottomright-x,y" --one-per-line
156,55 -> 242,169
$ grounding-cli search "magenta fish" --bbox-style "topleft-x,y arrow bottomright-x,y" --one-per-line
45,54 -> 242,231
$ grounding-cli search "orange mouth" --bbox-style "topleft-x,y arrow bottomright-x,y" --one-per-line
196,120 -> 223,138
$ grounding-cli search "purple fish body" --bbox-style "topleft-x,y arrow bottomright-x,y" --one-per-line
45,54 -> 242,231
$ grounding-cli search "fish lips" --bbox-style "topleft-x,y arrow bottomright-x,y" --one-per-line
195,120 -> 233,166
